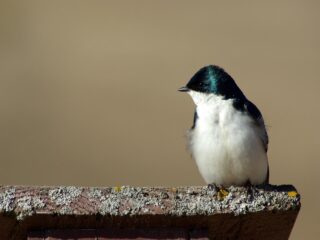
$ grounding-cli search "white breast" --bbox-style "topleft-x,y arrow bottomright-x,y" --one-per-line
187,91 -> 268,186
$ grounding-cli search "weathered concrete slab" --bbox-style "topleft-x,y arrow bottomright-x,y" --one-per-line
0,185 -> 300,239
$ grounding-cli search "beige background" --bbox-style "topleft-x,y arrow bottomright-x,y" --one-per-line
0,0 -> 319,239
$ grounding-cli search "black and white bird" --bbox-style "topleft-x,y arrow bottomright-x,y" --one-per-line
179,65 -> 269,187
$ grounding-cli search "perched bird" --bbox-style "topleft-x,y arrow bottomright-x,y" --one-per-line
179,65 -> 269,187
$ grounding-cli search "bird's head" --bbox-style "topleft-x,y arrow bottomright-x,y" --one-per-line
179,65 -> 245,101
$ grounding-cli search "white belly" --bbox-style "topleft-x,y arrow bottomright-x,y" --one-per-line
188,94 -> 268,186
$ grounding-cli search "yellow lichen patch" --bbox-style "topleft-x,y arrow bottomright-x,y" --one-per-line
171,187 -> 177,193
288,191 -> 298,197
218,188 -> 229,201
114,186 -> 122,192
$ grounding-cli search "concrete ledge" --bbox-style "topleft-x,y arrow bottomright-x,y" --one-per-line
0,185 -> 300,239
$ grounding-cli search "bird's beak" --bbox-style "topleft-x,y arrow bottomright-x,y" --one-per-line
178,86 -> 190,92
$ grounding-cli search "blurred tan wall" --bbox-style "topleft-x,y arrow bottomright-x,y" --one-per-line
0,0 -> 319,239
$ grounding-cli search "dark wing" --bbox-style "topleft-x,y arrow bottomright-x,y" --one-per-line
244,100 -> 269,152
191,110 -> 198,130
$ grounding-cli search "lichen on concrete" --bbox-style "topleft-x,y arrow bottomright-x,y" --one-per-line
48,186 -> 82,206
0,187 -> 15,212
16,196 -> 45,220
99,195 -> 121,215
87,188 -> 105,201
0,185 -> 300,221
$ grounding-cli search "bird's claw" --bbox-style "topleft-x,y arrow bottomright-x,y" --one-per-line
245,181 -> 257,201
208,184 -> 229,200
207,183 -> 220,192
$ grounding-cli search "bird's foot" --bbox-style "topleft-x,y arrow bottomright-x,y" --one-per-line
208,184 -> 229,201
245,181 -> 256,201
256,182 -> 272,191
207,183 -> 220,192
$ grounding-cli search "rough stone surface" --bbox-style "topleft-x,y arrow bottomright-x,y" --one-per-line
0,185 -> 301,240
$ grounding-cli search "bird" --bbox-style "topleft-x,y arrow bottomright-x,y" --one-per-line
179,65 -> 269,187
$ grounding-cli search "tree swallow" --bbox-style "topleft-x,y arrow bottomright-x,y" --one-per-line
179,65 -> 269,187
